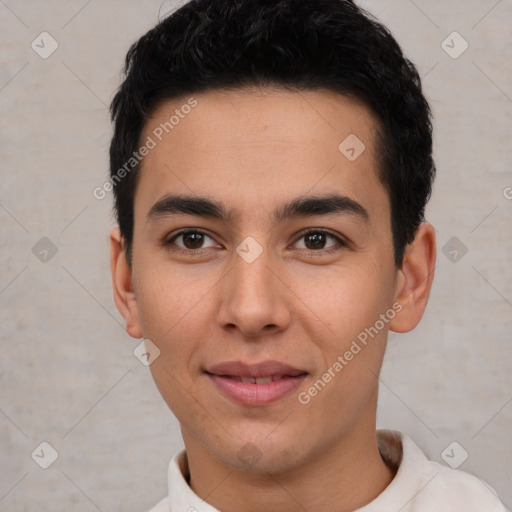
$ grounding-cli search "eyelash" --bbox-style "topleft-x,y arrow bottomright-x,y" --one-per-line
162,228 -> 349,257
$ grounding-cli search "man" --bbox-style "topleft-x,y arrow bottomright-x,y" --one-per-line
108,0 -> 508,510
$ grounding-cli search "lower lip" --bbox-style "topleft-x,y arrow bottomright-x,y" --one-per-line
207,373 -> 307,406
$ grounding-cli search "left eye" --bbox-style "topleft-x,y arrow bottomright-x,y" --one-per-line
293,230 -> 344,251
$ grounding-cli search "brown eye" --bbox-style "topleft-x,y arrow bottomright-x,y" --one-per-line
304,232 -> 328,250
166,230 -> 218,251
294,230 -> 344,252
181,231 -> 206,249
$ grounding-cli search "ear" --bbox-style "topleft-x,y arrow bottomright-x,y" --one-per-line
389,222 -> 436,333
110,227 -> 143,339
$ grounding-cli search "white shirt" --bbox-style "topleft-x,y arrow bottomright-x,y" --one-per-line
148,430 -> 509,512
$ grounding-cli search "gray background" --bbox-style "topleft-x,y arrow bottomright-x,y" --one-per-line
1,0 -> 511,510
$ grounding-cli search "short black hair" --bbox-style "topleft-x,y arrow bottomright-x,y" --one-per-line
109,0 -> 435,267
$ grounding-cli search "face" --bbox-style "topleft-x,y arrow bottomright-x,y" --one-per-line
116,88 -> 409,473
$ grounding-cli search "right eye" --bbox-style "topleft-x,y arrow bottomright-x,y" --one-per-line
164,229 -> 220,254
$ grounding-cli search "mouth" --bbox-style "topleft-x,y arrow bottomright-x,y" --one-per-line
204,360 -> 308,406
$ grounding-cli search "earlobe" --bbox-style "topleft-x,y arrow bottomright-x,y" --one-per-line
109,227 -> 143,339
389,222 -> 436,333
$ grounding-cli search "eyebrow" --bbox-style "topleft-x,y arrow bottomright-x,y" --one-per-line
146,193 -> 369,224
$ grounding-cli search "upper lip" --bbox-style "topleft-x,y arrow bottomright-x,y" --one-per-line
205,360 -> 307,378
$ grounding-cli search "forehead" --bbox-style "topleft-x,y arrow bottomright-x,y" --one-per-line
134,87 -> 388,225
143,86 -> 379,151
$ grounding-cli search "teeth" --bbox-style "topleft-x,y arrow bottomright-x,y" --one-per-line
255,376 -> 272,384
234,375 -> 287,384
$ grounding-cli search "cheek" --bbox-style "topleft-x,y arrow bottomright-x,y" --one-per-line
132,264 -> 210,400
292,262 -> 395,340
293,262 -> 395,400
138,267 -> 212,417
134,260 -> 209,337
295,268 -> 393,417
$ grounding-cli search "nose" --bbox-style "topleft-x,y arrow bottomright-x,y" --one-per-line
216,245 -> 292,340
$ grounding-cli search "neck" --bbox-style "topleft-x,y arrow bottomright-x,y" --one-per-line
182,414 -> 396,512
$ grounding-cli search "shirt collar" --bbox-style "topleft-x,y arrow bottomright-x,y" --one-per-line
168,448 -> 220,512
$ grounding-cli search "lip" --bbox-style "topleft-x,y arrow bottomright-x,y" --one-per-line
205,360 -> 308,406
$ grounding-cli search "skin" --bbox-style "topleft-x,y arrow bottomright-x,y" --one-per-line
110,87 -> 436,512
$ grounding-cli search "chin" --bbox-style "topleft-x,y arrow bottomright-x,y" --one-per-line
212,428 -> 313,474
